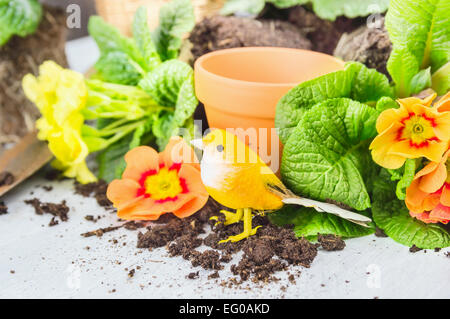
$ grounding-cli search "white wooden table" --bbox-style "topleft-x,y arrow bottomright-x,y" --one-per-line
0,38 -> 449,299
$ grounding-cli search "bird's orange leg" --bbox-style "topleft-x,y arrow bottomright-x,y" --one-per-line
219,208 -> 261,243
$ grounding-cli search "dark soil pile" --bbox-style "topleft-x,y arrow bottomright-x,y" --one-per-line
24,198 -> 69,226
0,5 -> 67,143
334,18 -> 392,75
0,201 -> 8,215
74,180 -> 113,209
288,6 -> 364,55
189,15 -> 312,61
0,171 -> 15,187
136,199 -> 337,283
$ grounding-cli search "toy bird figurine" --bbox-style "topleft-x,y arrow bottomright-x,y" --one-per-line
191,129 -> 371,243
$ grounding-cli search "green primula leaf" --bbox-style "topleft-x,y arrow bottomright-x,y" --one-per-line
270,205 -> 374,239
139,59 -> 193,107
139,60 -> 198,149
410,67 -> 432,95
431,61 -> 450,95
97,118 -> 155,183
281,98 -> 379,211
97,134 -> 133,183
221,0 -> 388,20
275,62 -> 393,144
0,0 -> 42,46
372,169 -> 450,249
375,96 -> 398,113
311,0 -> 389,21
221,0 -> 266,15
386,0 -> 450,97
88,16 -> 144,66
387,159 -> 417,200
94,51 -> 144,85
152,0 -> 195,61
269,0 -> 308,9
132,6 -> 161,71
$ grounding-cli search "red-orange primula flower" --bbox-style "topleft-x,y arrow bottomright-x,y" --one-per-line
107,137 -> 209,220
405,149 -> 450,224
370,93 -> 450,169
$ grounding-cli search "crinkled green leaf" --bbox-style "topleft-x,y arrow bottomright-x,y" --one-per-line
221,0 -> 388,20
94,51 -> 143,85
88,16 -> 144,65
132,6 -> 161,71
375,96 -> 398,113
386,0 -> 450,97
0,0 -> 42,46
275,62 -> 392,144
269,0 -> 308,9
270,205 -> 374,239
281,98 -> 379,211
139,60 -> 198,149
372,169 -> 450,249
221,0 -> 266,15
387,159 -> 417,200
152,0 -> 195,61
311,0 -> 389,21
139,59 -> 193,107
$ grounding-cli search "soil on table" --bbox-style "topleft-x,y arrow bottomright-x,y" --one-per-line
24,198 -> 69,226
0,5 -> 67,144
0,201 -> 8,215
317,234 -> 346,251
136,199 -> 339,284
189,15 -> 312,61
74,180 -> 113,209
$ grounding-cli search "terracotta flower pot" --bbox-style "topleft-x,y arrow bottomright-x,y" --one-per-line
194,47 -> 345,172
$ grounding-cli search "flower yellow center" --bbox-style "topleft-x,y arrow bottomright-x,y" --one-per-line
400,114 -> 437,147
144,167 -> 182,200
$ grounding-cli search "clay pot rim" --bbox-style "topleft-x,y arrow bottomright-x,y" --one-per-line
194,47 -> 346,88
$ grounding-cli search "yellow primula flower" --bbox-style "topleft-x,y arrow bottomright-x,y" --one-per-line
22,61 -> 96,184
370,93 -> 450,170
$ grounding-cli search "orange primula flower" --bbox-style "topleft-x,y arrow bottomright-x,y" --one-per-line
370,93 -> 450,169
106,137 -> 209,220
435,91 -> 450,113
405,149 -> 450,224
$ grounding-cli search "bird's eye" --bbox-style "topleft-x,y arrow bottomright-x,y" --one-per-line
216,144 -> 224,152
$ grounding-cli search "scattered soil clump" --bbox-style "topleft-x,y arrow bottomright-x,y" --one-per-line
81,226 -> 122,238
24,198 -> 69,226
0,201 -> 8,215
374,227 -> 388,238
318,234 -> 346,251
74,180 -> 112,209
334,17 -> 392,75
189,15 -> 311,61
409,245 -> 422,253
0,171 -> 15,187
